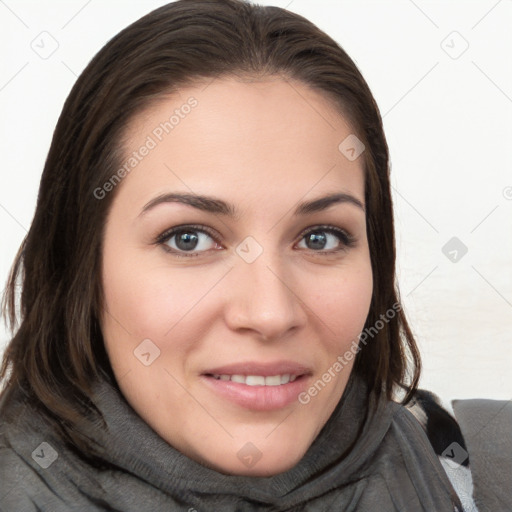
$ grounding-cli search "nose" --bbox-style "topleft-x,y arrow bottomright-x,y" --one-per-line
223,246 -> 308,341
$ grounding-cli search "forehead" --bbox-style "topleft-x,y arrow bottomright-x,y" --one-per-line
117,76 -> 365,212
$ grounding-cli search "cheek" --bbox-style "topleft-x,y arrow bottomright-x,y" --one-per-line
102,260 -> 190,338
100,235 -> 177,339
312,262 -> 373,342
100,244 -> 225,359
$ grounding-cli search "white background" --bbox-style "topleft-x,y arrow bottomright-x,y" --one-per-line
1,0 -> 511,409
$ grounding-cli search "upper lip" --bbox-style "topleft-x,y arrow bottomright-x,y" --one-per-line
202,360 -> 312,377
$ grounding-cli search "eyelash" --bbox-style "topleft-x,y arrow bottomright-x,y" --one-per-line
154,223 -> 357,258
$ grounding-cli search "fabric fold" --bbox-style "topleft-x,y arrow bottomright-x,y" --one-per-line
0,368 -> 466,511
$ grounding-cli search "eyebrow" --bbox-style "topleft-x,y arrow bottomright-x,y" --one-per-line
139,191 -> 365,219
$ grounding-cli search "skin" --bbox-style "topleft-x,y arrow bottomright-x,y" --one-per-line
100,76 -> 373,476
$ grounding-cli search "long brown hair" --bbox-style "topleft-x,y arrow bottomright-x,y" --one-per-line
0,0 -> 420,460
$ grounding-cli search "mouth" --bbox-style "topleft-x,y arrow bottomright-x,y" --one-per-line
207,373 -> 300,385
200,361 -> 312,411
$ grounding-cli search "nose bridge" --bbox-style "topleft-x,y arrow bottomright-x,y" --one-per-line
226,235 -> 306,338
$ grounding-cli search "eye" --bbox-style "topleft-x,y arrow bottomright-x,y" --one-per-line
155,223 -> 356,258
156,224 -> 221,258
296,225 -> 356,254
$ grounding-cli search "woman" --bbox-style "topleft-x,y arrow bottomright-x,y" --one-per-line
0,1 -> 504,510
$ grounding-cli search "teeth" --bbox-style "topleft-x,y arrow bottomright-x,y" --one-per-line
264,375 -> 281,386
211,373 -> 299,385
246,375 -> 266,386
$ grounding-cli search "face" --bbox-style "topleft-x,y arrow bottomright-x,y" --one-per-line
100,76 -> 372,476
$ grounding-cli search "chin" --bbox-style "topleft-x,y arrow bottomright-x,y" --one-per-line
235,458 -> 302,477
200,439 -> 308,477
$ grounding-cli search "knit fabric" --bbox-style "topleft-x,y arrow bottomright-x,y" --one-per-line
0,370 -> 466,511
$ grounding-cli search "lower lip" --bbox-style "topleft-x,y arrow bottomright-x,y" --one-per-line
200,374 -> 310,411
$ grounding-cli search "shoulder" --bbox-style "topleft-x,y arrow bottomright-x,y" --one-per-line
0,384 -> 101,512
404,388 -> 479,511
1,386 -> 55,509
0,444 -> 56,511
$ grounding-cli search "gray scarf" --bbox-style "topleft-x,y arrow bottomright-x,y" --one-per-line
0,370 -> 464,511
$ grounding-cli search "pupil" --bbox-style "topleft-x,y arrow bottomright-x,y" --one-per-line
307,232 -> 326,250
176,231 -> 198,251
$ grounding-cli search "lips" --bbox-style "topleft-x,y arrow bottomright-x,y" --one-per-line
201,360 -> 312,411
